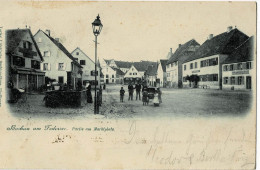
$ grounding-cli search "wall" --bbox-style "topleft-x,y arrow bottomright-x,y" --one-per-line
182,55 -> 228,89
222,61 -> 253,90
35,31 -> 73,84
166,61 -> 178,88
71,48 -> 100,85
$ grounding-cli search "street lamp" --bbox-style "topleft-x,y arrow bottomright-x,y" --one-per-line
92,14 -> 103,114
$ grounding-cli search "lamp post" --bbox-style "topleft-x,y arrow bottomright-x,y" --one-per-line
92,14 -> 103,114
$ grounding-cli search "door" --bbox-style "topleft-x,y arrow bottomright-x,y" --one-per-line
106,79 -> 109,84
246,76 -> 251,89
58,76 -> 64,84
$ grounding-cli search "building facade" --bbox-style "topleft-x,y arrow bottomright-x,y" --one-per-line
182,27 -> 249,89
166,40 -> 200,88
34,30 -> 82,89
100,59 -> 116,84
157,59 -> 167,87
71,47 -> 101,86
222,36 -> 254,90
124,65 -> 142,84
6,29 -> 45,92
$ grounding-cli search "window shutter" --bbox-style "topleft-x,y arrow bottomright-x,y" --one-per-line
228,77 -> 231,85
235,77 -> 238,85
56,63 -> 59,70
48,63 -> 51,70
40,63 -> 43,70
242,63 -> 247,69
233,64 -> 237,70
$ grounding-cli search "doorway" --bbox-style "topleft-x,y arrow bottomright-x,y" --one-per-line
246,76 -> 251,89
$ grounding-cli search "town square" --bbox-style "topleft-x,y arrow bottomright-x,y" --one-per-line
4,2 -> 255,119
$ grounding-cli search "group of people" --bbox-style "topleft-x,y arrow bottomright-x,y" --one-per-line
119,82 -> 162,106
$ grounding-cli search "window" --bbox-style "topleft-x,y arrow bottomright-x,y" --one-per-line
223,65 -> 228,71
171,63 -> 173,67
58,63 -> 64,71
223,77 -> 228,84
76,52 -> 79,55
230,64 -> 234,71
91,70 -> 98,76
238,76 -> 243,85
190,63 -> 193,69
38,38 -> 42,43
200,61 -> 204,67
112,75 -> 114,78
206,60 -> 209,66
246,62 -> 252,69
213,74 -> 218,81
237,63 -> 243,70
184,65 -> 186,70
43,63 -> 48,71
195,62 -> 197,68
106,75 -> 108,78
31,60 -> 40,69
23,41 -> 32,50
13,56 -> 25,67
44,51 -> 50,57
80,60 -> 86,65
58,76 -> 64,84
231,77 -> 235,85
183,77 -> 187,82
130,73 -> 132,75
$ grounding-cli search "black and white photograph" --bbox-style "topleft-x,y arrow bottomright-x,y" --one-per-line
0,1 -> 257,169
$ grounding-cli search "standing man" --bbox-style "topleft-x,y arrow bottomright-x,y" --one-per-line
120,87 -> 125,102
135,82 -> 141,100
128,82 -> 134,101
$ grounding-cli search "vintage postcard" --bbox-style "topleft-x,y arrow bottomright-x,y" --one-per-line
0,1 -> 256,169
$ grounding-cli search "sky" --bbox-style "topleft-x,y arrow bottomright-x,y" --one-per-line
0,1 -> 256,62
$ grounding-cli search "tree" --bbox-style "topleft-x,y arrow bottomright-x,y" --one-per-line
186,75 -> 191,87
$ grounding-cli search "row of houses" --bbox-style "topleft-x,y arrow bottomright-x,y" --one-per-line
6,28 -> 103,91
100,59 -> 158,85
165,26 -> 254,90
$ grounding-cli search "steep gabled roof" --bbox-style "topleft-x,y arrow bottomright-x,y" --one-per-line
6,29 -> 43,61
145,63 -> 158,76
133,61 -> 157,72
223,36 -> 254,64
159,59 -> 168,72
112,67 -> 125,76
184,28 -> 249,63
114,60 -> 132,68
167,39 -> 200,65
104,59 -> 112,65
39,30 -> 82,68
71,47 -> 100,69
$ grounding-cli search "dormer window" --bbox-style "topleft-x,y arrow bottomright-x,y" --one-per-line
23,41 -> 32,50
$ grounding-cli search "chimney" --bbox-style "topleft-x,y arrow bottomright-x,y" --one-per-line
227,26 -> 233,33
179,44 -> 181,48
170,48 -> 172,54
208,34 -> 213,40
55,38 -> 60,43
45,29 -> 50,36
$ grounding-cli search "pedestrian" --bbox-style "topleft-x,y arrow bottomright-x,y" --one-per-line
135,82 -> 141,100
157,87 -> 162,103
86,83 -> 93,103
142,88 -> 149,105
120,87 -> 125,102
128,82 -> 134,101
